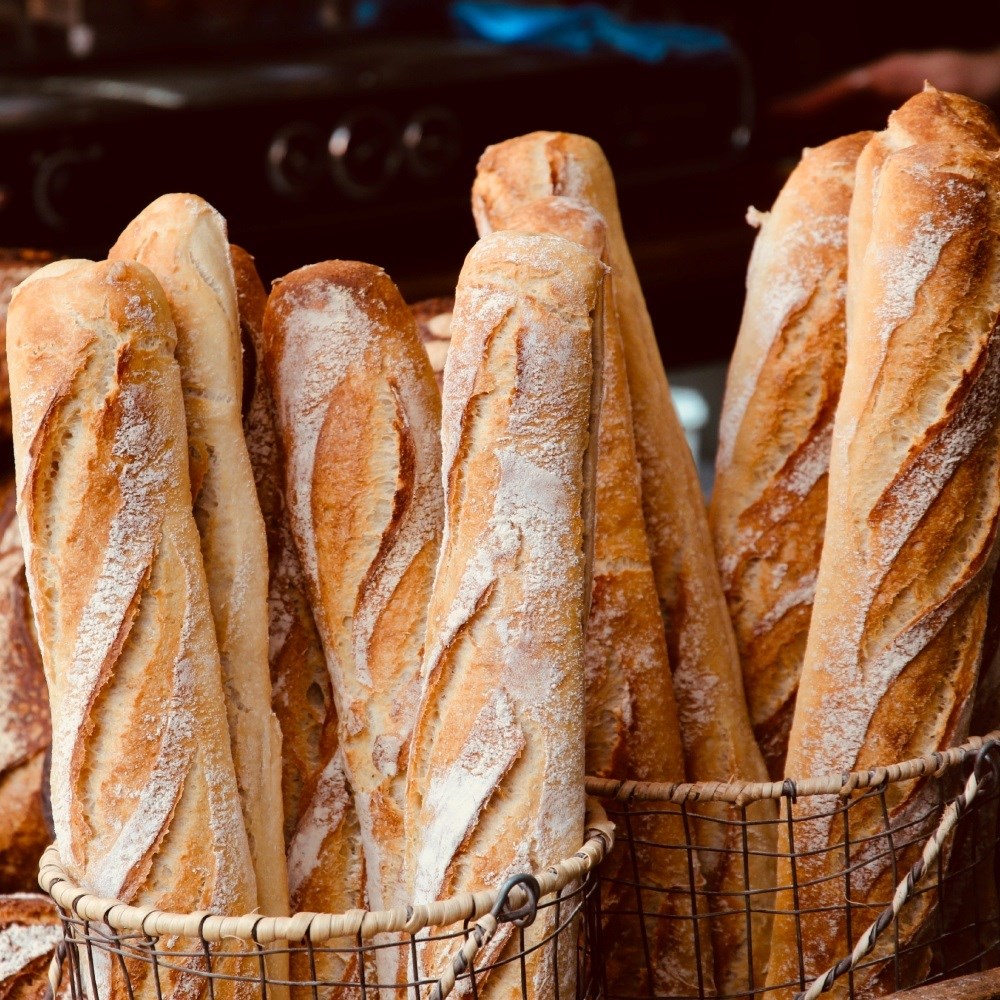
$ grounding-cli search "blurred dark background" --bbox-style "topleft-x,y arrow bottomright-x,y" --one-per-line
2,1 -> 999,416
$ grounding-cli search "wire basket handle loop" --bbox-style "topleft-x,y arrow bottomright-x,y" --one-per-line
429,872 -> 542,1000
493,873 -> 541,928
974,739 -> 1000,783
795,738 -> 1000,1000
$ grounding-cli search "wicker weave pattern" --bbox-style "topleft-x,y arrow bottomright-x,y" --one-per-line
39,803 -> 613,947
584,733 -> 1000,805
39,736 -> 1000,1000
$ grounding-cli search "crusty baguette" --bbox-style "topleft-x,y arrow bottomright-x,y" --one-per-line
768,95 -> 1000,997
498,195 -> 712,995
0,476 -> 49,893
473,133 -> 775,993
710,131 -> 872,779
0,893 -> 66,1000
237,248 -> 364,995
410,296 -> 453,387
109,198 -> 289,933
404,230 -> 603,1000
8,258 -> 257,1000
234,244 -> 330,841
866,85 -> 1000,991
0,251 -> 53,450
860,85 -> 1000,752
264,262 -> 442,966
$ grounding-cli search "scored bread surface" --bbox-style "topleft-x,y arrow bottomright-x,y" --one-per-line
769,90 -> 1000,996
7,258 -> 257,1000
472,133 -> 775,992
264,260 -> 443,988
0,476 -> 50,893
0,251 -> 52,447
237,247 -> 363,997
235,246 -> 344,841
109,197 -> 290,937
711,131 -> 872,779
404,229 -> 602,1000
0,893 -> 66,1000
498,195 -> 713,995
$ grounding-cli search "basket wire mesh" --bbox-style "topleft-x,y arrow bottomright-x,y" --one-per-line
50,878 -> 602,1000
586,734 -> 1000,1000
41,804 -> 613,1000
40,737 -> 1000,1000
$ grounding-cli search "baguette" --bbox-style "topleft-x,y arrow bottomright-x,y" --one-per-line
473,134 -> 775,993
0,893 -> 65,1000
7,258 -> 257,1000
404,229 -> 603,1000
0,475 -> 50,893
498,195 -> 711,994
410,296 -> 453,387
264,261 -> 442,967
234,244 -> 333,841
710,131 -> 872,779
861,85 -> 1000,745
110,197 -> 289,932
237,248 -> 364,995
0,251 -> 53,450
768,94 -> 1000,996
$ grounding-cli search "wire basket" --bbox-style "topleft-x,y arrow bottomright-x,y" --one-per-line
38,737 -> 1000,1000
39,802 -> 614,1000
585,733 -> 1000,1000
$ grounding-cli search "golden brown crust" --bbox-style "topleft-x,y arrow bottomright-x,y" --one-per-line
0,251 -> 54,450
265,260 -> 442,988
888,85 -> 1000,153
410,297 -> 454,337
710,131 -> 872,779
404,230 -> 602,1000
8,258 -> 257,1000
0,477 -> 48,772
768,94 -> 1000,997
0,474 -> 49,893
410,297 -> 453,389
236,244 -> 344,853
0,893 -> 65,1000
232,245 -> 269,421
473,133 -> 775,993
110,199 -> 289,936
885,89 -> 1000,748
241,252 -> 363,997
0,757 -> 48,896
497,195 -> 711,993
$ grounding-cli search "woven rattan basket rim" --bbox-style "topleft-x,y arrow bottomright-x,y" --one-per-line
38,800 -> 614,946
583,731 -> 1000,806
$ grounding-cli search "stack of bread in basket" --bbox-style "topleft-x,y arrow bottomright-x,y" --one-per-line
3,82 -> 1000,1000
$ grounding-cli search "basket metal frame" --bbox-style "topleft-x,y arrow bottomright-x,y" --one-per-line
587,734 -> 1000,1000
40,735 -> 1000,1000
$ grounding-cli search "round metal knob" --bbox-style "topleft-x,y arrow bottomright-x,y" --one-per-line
33,146 -> 102,230
266,123 -> 328,200
403,107 -> 461,180
328,109 -> 402,199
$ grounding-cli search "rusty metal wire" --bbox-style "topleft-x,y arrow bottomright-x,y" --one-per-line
590,735 -> 1000,1000
50,878 -> 601,1000
42,736 -> 1000,1000
42,804 -> 613,1000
